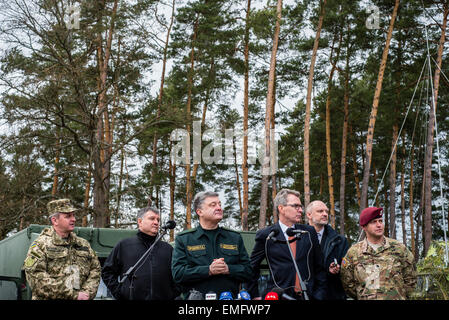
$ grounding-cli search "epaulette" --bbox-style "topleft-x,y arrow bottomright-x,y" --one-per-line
177,227 -> 197,236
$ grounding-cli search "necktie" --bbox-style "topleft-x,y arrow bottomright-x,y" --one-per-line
318,232 -> 322,244
288,236 -> 302,292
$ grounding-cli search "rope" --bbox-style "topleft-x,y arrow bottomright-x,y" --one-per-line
369,60 -> 427,206
424,23 -> 449,267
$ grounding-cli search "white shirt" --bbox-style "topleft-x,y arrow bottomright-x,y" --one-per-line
279,220 -> 293,241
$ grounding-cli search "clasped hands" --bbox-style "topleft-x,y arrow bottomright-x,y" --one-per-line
209,257 -> 229,276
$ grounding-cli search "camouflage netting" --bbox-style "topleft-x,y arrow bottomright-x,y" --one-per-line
412,241 -> 449,300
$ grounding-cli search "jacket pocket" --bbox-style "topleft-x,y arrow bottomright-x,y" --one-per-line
219,243 -> 239,264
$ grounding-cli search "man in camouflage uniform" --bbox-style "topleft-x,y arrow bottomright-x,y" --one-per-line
340,207 -> 417,300
23,199 -> 101,300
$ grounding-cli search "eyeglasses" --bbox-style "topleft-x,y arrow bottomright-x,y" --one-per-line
285,204 -> 304,211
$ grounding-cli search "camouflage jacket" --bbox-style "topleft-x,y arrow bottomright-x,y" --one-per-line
23,227 -> 101,300
340,236 -> 417,300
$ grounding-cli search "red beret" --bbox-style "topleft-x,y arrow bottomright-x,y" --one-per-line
359,207 -> 383,226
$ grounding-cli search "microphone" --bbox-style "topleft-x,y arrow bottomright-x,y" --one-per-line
205,291 -> 217,300
267,228 -> 279,241
286,227 -> 308,237
271,288 -> 296,300
237,289 -> 251,300
161,220 -> 176,230
219,292 -> 233,300
264,291 -> 279,300
187,289 -> 204,300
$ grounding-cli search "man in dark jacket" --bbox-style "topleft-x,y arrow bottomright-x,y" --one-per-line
248,189 -> 327,300
171,191 -> 252,299
102,207 -> 179,300
306,200 -> 349,300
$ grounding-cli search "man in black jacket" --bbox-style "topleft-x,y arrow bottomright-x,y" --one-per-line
306,200 -> 349,300
102,207 -> 179,300
248,189 -> 327,300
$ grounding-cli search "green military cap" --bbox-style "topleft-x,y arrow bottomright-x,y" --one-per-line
47,198 -> 77,217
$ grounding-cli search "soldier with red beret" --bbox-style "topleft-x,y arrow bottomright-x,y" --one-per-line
340,207 -> 417,300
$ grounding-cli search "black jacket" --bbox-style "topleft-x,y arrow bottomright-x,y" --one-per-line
320,224 -> 349,300
102,231 -> 179,300
248,223 -> 327,300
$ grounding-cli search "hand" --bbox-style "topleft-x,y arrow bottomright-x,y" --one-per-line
209,258 -> 229,275
329,262 -> 340,274
77,291 -> 90,300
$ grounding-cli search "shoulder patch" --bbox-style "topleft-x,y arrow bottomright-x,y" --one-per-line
341,256 -> 350,268
24,255 -> 38,269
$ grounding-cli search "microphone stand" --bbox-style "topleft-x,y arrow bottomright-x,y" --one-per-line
118,227 -> 170,300
285,236 -> 309,300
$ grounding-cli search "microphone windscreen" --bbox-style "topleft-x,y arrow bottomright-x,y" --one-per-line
219,292 -> 233,300
286,227 -> 295,237
238,290 -> 251,300
264,291 -> 279,300
205,292 -> 217,300
187,289 -> 204,300
165,220 -> 176,229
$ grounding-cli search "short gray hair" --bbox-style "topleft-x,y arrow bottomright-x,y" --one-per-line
306,200 -> 322,215
137,206 -> 160,220
193,191 -> 219,214
273,189 -> 301,215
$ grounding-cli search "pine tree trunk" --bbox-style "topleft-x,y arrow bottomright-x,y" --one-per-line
400,140 -> 406,245
259,0 -> 282,229
115,146 -> 125,228
234,142 -> 243,222
149,0 -> 175,205
423,3 -> 448,255
325,30 -> 342,229
184,17 -> 199,230
349,125 -> 361,207
169,140 -> 176,242
92,0 -> 119,227
304,0 -> 327,208
389,122 -> 399,239
360,0 -> 400,211
409,127 -> 416,255
190,59 -> 214,202
242,0 -> 251,231
271,75 -> 278,224
82,163 -> 92,227
339,25 -> 350,235
51,131 -> 61,197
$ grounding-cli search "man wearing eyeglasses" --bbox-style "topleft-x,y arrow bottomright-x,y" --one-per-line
248,189 -> 327,300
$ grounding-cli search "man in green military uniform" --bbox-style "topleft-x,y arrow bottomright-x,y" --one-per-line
23,199 -> 101,300
172,191 -> 252,299
340,207 -> 417,300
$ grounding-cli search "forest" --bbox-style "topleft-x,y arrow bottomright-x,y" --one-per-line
0,0 -> 448,263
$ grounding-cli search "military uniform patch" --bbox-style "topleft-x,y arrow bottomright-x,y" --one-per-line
220,243 -> 237,250
24,255 -> 38,268
187,244 -> 206,251
341,257 -> 349,268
